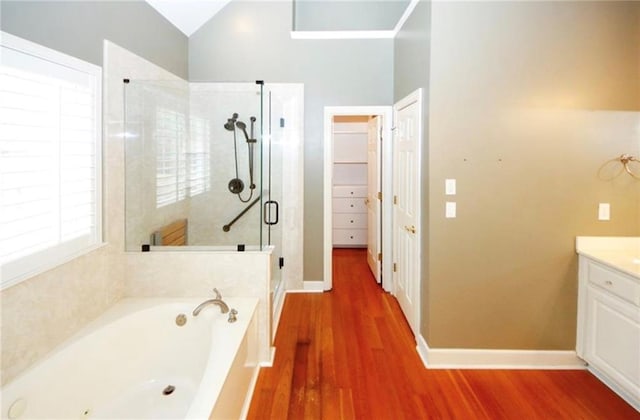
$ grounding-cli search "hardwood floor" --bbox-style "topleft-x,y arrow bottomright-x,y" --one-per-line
247,248 -> 639,419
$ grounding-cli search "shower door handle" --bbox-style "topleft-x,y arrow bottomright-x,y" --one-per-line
264,200 -> 279,225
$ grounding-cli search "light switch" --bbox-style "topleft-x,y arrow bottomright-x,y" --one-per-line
446,202 -> 456,218
598,203 -> 610,221
445,179 -> 456,195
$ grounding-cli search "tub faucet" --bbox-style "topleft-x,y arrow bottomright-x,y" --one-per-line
192,288 -> 230,316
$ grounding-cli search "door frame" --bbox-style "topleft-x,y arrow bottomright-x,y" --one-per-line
323,106 -> 393,292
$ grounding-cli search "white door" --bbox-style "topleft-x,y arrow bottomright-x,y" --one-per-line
392,89 -> 422,338
367,116 -> 381,283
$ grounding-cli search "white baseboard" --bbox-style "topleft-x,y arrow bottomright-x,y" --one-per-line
417,335 -> 586,370
259,347 -> 276,368
302,280 -> 325,292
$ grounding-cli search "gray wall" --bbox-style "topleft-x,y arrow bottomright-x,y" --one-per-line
393,0 -> 431,338
396,0 -> 640,350
189,1 -> 394,282
0,0 -> 188,78
294,0 -> 409,31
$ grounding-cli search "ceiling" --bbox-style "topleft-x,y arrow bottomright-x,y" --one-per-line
145,0 -> 414,37
145,0 -> 232,37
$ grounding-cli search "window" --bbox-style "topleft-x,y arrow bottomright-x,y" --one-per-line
155,107 -> 187,207
154,107 -> 210,208
188,116 -> 211,197
0,32 -> 102,289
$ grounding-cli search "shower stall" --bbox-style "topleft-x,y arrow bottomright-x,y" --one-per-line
123,80 -> 299,298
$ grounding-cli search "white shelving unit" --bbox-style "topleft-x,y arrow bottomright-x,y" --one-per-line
332,119 -> 368,247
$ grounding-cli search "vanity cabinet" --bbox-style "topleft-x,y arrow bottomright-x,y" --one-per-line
576,256 -> 640,410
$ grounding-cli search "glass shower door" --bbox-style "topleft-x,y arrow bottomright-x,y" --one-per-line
262,86 -> 283,299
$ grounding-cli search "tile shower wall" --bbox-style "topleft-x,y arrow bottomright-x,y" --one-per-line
109,43 -> 274,363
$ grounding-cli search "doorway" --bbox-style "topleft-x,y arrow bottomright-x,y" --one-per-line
323,106 -> 393,292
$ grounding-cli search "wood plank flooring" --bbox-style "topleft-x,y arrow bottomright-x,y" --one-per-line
247,248 -> 639,419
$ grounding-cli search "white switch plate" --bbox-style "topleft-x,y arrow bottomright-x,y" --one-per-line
445,179 -> 456,195
446,202 -> 456,218
598,203 -> 610,221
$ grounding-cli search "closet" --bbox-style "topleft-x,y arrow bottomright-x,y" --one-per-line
332,116 -> 369,247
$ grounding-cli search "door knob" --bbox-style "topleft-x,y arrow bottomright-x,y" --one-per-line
404,225 -> 416,234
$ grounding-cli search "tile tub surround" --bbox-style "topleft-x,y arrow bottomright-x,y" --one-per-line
125,249 -> 274,364
576,236 -> 640,279
2,40 -> 183,386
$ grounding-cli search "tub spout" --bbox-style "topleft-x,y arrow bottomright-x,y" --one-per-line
193,288 -> 230,316
192,299 -> 230,316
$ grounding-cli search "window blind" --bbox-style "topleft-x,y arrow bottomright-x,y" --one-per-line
188,116 -> 210,197
0,33 -> 101,288
155,107 -> 187,208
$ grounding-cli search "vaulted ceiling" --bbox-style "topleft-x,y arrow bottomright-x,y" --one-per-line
145,0 -> 412,37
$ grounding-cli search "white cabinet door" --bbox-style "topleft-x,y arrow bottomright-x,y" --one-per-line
585,284 -> 640,401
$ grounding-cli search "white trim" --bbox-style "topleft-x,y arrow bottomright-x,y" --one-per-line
392,0 -> 421,36
1,31 -> 103,290
289,0 -> 420,40
240,364 -> 262,419
272,284 -> 286,341
291,30 -> 395,40
285,288 -> 318,294
417,334 -> 430,367
417,335 -> 586,370
259,347 -> 277,368
392,89 -> 422,337
323,106 -> 393,293
1,243 -> 108,290
303,281 -> 325,292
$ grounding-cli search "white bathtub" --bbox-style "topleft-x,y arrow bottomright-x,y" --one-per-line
1,297 -> 259,419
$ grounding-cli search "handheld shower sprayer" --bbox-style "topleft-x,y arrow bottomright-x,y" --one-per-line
225,113 -> 257,200
235,121 -> 250,142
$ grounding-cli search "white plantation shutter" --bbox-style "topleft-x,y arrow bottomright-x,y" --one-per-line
0,33 -> 102,289
155,107 -> 187,207
188,116 -> 210,197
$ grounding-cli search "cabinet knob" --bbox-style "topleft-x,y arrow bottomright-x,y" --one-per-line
350,204 -> 354,208
605,280 -> 613,286
350,220 -> 354,223
350,236 -> 354,239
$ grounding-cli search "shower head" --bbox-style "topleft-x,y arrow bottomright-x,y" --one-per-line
224,113 -> 239,131
236,121 -> 250,142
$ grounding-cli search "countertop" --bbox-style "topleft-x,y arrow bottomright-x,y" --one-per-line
576,236 -> 640,279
